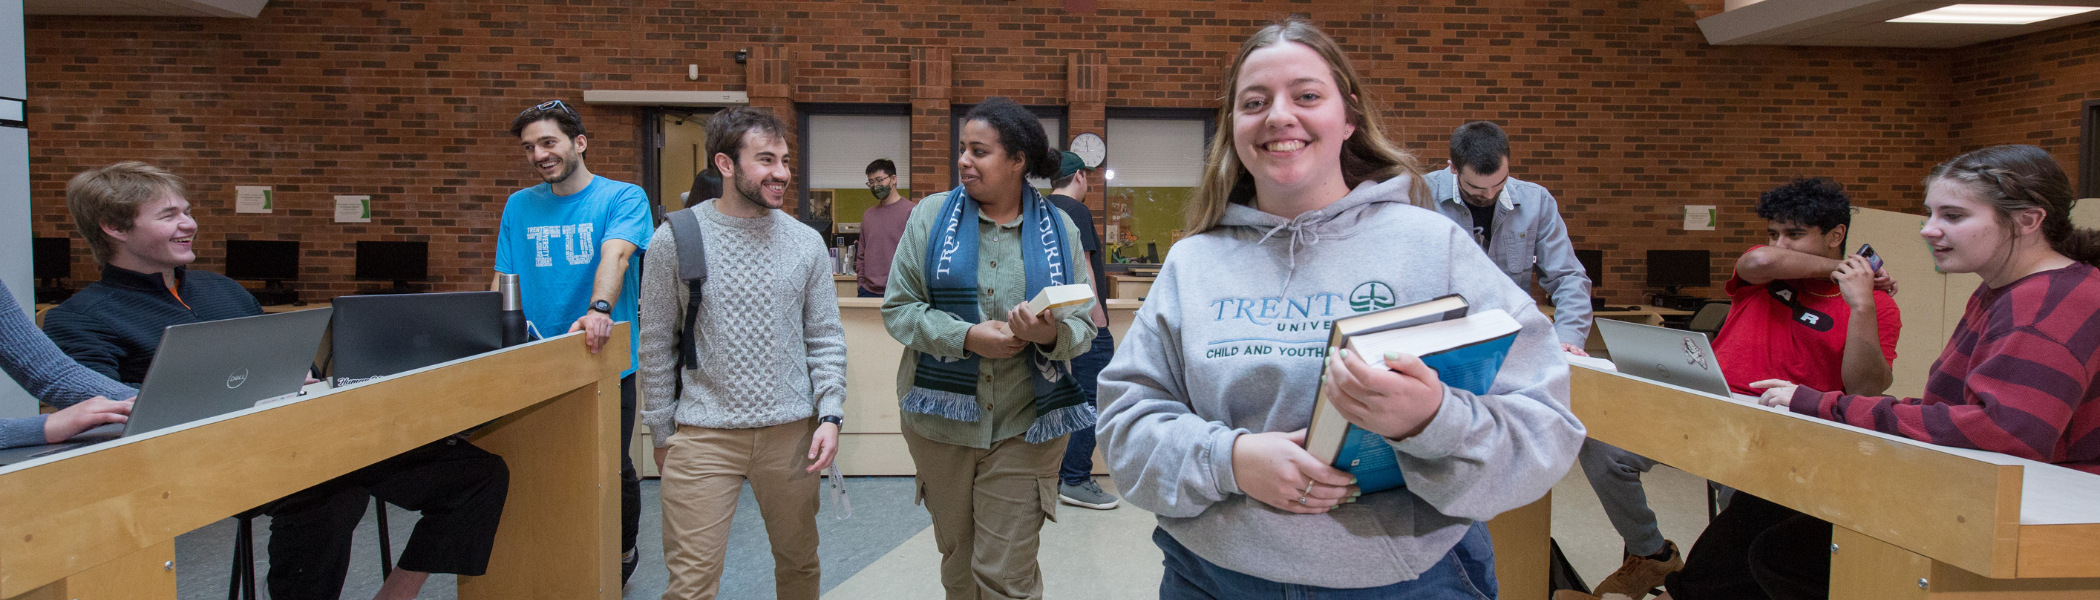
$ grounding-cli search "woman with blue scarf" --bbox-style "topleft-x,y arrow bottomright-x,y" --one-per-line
881,97 -> 1098,600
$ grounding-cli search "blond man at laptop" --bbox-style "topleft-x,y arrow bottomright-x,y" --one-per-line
42,162 -> 509,600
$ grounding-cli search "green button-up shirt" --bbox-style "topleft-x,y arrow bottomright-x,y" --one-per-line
881,192 -> 1098,448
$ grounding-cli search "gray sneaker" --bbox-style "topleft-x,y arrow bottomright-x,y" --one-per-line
1058,479 -> 1120,510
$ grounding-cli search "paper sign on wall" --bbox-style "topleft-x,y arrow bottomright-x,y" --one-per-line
334,195 -> 371,223
1684,205 -> 1717,231
235,186 -> 273,214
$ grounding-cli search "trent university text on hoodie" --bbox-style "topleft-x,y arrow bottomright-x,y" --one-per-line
1095,175 -> 1586,588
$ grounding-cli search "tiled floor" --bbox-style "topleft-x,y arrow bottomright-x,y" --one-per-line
173,465 -> 1713,599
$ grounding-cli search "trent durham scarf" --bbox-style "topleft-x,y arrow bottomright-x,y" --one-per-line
904,185 -> 1093,443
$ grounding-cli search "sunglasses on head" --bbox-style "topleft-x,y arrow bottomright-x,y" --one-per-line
520,99 -> 579,120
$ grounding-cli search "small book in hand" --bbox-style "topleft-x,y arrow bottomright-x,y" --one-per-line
1306,294 -> 1521,494
1019,283 -> 1094,321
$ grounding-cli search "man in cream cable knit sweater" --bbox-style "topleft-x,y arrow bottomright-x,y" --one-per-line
638,106 -> 848,600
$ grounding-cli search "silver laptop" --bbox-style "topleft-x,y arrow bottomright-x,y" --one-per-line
0,308 -> 333,465
1596,318 -> 1733,397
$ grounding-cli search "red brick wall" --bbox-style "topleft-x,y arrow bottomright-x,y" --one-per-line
25,0 -> 1990,303
1947,19 -> 2100,191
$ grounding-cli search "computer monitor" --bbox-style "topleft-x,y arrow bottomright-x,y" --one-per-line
1576,249 -> 1606,311
1575,249 -> 1603,284
225,240 -> 299,281
1646,249 -> 1712,297
33,237 -> 72,303
225,240 -> 302,305
33,237 -> 69,283
355,241 -> 429,294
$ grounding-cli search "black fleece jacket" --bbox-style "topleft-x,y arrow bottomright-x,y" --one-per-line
42,264 -> 263,386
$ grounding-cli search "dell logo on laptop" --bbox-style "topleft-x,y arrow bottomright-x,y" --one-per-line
226,368 -> 250,389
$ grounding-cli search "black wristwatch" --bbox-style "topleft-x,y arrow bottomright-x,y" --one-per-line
588,299 -> 612,315
820,415 -> 843,428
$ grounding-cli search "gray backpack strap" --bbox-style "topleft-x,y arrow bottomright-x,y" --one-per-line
667,208 -> 708,370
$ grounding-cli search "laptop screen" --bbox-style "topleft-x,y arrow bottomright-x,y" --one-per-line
330,292 -> 503,386
1595,318 -> 1733,397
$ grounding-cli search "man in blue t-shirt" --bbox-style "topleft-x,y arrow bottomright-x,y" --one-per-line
494,100 -> 653,584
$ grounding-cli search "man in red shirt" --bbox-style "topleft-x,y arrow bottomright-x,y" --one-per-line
1712,181 -> 1901,396
1655,178 -> 1903,600
1569,178 -> 1901,600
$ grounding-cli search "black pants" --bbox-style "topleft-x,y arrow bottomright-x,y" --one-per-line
264,437 -> 510,600
1664,492 -> 1832,600
619,374 -> 640,555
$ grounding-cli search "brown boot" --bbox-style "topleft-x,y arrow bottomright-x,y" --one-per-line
1590,540 -> 1684,600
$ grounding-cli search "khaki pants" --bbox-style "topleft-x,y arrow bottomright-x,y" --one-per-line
658,419 -> 821,600
903,426 -> 1069,600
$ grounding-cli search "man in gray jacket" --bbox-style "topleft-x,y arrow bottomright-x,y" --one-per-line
1426,121 -> 1595,355
638,106 -> 847,600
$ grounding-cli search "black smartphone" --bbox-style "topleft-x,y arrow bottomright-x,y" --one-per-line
1857,243 -> 1884,273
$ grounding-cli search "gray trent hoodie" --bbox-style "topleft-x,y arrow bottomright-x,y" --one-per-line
1096,175 -> 1584,588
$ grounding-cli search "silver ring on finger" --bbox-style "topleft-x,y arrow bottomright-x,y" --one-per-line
1295,495 -> 1310,505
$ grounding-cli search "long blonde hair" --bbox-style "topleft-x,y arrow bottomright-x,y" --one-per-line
1186,19 -> 1431,234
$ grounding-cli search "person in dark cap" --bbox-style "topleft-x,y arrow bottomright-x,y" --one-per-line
1045,150 -> 1120,510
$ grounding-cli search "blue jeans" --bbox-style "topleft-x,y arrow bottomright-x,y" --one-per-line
856,286 -> 882,298
1154,524 -> 1497,600
1059,327 -> 1114,485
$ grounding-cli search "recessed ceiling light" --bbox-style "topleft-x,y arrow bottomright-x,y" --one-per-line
1889,4 -> 2100,25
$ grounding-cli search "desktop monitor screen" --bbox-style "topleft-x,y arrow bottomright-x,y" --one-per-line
224,240 -> 301,281
1575,249 -> 1603,284
355,241 -> 429,282
1646,249 -> 1713,289
32,237 -> 70,280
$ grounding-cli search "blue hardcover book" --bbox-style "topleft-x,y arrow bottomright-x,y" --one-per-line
1306,295 -> 1521,494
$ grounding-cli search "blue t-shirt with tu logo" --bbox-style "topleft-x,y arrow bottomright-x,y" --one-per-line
495,175 -> 654,376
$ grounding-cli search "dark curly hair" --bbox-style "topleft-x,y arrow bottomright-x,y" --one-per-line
962,97 -> 1060,180
1756,178 -> 1853,238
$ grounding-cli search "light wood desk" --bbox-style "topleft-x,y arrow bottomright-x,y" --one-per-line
1541,304 -> 1695,327
1106,273 -> 1153,300
35,301 -> 329,327
833,274 -> 858,298
260,301 -> 331,314
1542,305 -> 1696,353
1571,366 -> 2100,597
0,331 -> 627,599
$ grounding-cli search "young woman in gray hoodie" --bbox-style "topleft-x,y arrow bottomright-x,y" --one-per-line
1096,20 -> 1585,598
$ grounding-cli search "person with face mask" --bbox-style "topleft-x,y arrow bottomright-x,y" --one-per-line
854,158 -> 915,298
